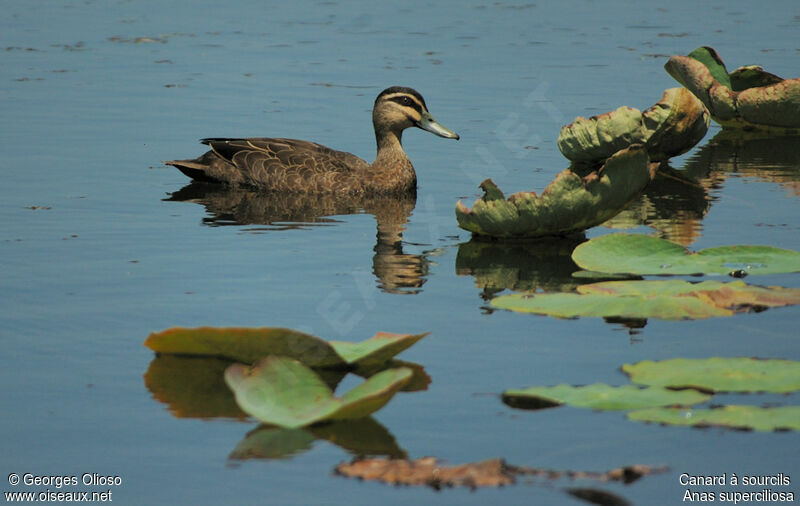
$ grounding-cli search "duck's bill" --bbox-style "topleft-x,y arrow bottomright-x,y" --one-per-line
416,112 -> 460,140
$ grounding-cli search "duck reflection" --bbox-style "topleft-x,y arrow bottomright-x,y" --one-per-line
166,182 -> 429,294
604,133 -> 800,246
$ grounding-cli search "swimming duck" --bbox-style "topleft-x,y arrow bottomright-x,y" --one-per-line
165,87 -> 459,194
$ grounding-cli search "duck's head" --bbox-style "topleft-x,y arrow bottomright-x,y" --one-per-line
373,86 -> 460,142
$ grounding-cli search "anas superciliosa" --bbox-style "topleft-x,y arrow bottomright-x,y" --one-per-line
165,86 -> 459,194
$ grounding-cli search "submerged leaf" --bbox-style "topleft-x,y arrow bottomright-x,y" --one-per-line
491,280 -> 800,320
558,88 -> 709,164
571,234 -> 800,276
334,458 -> 666,489
628,405 -> 800,432
502,384 -> 710,411
224,356 -> 412,428
456,146 -> 653,239
622,357 -> 800,393
145,327 -> 429,368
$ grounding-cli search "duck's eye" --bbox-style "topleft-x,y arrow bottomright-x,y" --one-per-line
401,97 -> 412,106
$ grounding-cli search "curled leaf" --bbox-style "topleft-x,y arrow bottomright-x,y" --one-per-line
665,46 -> 800,132
456,146 -> 653,239
558,88 -> 709,164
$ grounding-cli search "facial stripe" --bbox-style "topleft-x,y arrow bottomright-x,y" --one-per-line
376,86 -> 428,109
385,94 -> 425,114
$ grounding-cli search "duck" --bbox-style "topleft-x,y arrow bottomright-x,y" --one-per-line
165,86 -> 459,194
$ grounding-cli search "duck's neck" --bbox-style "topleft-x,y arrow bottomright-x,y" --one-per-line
370,129 -> 416,192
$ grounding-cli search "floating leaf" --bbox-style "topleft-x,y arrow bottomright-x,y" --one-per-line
628,406 -> 800,432
329,331 -> 429,366
492,289 -> 730,320
502,384 -> 710,411
144,327 -> 343,367
571,234 -> 800,276
491,280 -> 800,320
622,357 -> 800,393
334,458 -> 665,489
558,88 -> 709,165
142,355 -> 348,420
455,146 -> 654,239
145,327 -> 428,368
224,356 -> 412,428
665,46 -> 800,131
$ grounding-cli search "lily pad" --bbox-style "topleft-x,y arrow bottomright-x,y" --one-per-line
665,46 -> 800,132
144,327 -> 428,368
329,331 -> 429,366
455,145 -> 654,239
502,384 -> 711,411
571,233 -> 800,276
491,280 -> 800,320
558,87 -> 709,165
627,406 -> 800,432
622,357 -> 800,393
224,356 -> 412,428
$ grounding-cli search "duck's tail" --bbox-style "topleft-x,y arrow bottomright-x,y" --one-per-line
164,158 -> 220,183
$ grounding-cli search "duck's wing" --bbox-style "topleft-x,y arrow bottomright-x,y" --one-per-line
200,137 -> 370,192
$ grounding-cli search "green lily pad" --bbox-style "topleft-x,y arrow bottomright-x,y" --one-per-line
224,356 -> 412,428
665,46 -> 800,131
622,358 -> 800,393
455,145 -> 654,239
571,234 -> 800,276
558,87 -> 709,164
502,384 -> 710,411
329,331 -> 429,366
627,406 -> 800,432
491,280 -> 800,320
144,327 -> 428,368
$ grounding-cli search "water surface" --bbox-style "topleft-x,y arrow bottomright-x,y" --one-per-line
2,1 -> 799,504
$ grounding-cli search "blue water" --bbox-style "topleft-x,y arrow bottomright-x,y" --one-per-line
2,1 -> 799,504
